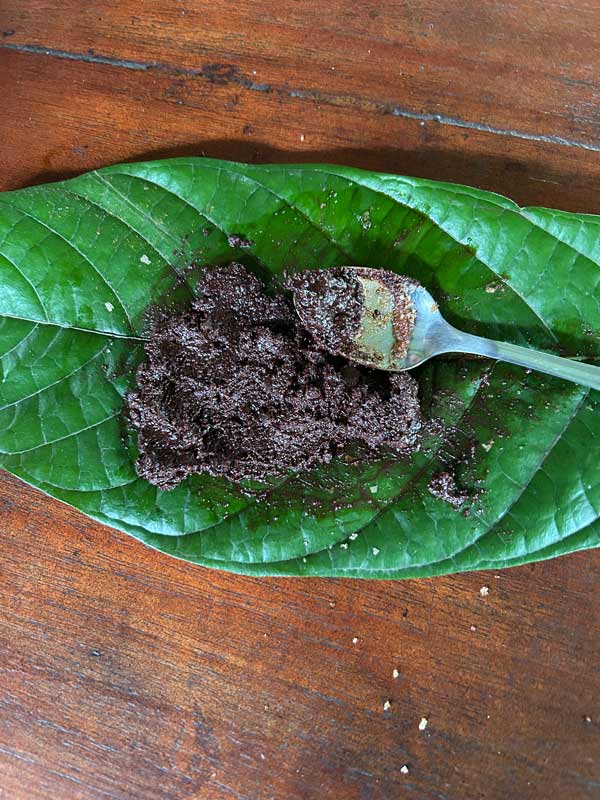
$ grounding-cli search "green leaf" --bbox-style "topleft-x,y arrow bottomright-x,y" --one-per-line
1,158 -> 598,578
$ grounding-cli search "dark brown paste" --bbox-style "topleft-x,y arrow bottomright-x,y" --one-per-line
288,267 -> 417,360
427,471 -> 469,508
127,263 -> 423,488
285,267 -> 365,355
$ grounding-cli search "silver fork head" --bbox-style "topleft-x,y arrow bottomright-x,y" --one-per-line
343,268 -> 450,371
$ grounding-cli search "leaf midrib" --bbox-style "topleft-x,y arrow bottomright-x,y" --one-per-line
0,313 -> 147,341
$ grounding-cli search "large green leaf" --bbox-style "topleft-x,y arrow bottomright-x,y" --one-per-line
1,158 -> 598,578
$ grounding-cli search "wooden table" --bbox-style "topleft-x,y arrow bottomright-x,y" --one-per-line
1,3 -> 599,798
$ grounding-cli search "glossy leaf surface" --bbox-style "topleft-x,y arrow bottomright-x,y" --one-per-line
1,159 -> 598,577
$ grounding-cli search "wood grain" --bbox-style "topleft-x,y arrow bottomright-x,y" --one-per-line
2,0 -> 599,146
2,48 -> 600,216
0,2 -> 599,798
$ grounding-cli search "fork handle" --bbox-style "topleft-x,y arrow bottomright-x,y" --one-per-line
448,329 -> 600,391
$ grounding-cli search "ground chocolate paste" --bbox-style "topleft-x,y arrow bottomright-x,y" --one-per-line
127,263 -> 423,488
428,471 -> 469,508
286,267 -> 365,355
288,267 -> 417,361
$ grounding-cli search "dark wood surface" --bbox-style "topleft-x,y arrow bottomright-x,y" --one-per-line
0,3 -> 599,798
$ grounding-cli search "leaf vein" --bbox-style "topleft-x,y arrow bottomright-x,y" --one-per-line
0,201 -> 135,334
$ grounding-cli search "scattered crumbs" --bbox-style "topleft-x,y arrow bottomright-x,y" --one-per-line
227,233 -> 254,248
383,699 -> 392,712
358,210 -> 372,230
300,134 -> 305,142
428,471 -> 469,508
104,301 -> 114,312
482,439 -> 495,452
480,585 -> 489,597
418,717 -> 428,731
369,485 -> 378,494
392,668 -> 399,679
400,765 -> 409,775
340,542 -> 349,550
470,625 -> 477,632
349,532 -> 358,540
140,254 -> 151,265
372,547 -> 380,556
352,637 -> 358,644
